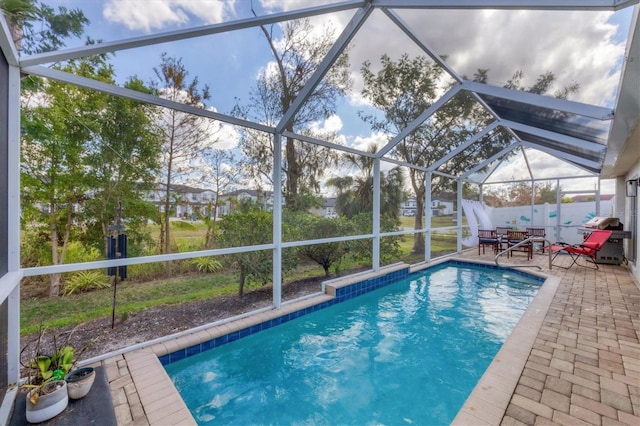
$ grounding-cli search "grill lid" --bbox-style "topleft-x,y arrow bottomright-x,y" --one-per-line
584,217 -> 619,230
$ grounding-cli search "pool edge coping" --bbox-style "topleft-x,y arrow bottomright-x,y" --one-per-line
451,272 -> 560,425
107,259 -> 554,425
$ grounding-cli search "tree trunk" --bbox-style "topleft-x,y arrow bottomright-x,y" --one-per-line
49,211 -> 60,297
284,132 -> 301,210
238,268 -> 245,298
50,273 -> 61,298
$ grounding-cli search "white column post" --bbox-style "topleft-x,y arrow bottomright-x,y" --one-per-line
372,158 -> 381,270
457,178 -> 463,253
272,133 -> 282,309
424,171 -> 432,261
7,59 -> 21,386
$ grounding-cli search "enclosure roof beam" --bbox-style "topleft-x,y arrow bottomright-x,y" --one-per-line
372,0 -> 638,11
520,141 -> 604,171
475,159 -> 504,185
461,143 -> 519,179
377,85 -> 462,158
282,131 -> 375,158
19,0 -> 366,67
381,8 -> 463,83
0,13 -> 18,67
501,119 -> 607,154
462,80 -> 614,120
22,65 -> 275,134
382,156 -> 429,173
521,145 -> 535,181
276,4 -> 373,134
428,121 -> 500,171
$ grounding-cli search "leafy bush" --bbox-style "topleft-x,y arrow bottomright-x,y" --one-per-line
62,270 -> 110,296
62,241 -> 102,264
191,257 -> 223,273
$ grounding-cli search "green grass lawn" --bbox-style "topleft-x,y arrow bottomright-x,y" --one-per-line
21,218 -> 468,335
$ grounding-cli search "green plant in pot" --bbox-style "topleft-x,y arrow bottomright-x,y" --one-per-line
21,327 -> 93,423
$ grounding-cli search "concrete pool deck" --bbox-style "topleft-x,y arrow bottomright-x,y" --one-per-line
102,251 -> 640,425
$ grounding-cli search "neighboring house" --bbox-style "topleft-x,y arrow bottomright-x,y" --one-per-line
401,198 -> 418,216
323,197 -> 337,218
217,189 -> 274,216
311,197 -> 337,218
431,198 -> 454,216
401,197 -> 455,216
145,184 -> 218,219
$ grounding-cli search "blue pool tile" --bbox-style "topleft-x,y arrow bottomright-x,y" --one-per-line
202,339 -> 215,351
186,345 -> 200,357
170,350 -> 186,363
158,354 -> 171,365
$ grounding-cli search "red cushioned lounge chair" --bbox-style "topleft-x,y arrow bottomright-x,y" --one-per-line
549,229 -> 612,270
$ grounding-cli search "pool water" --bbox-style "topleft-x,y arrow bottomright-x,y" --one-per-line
165,264 -> 541,425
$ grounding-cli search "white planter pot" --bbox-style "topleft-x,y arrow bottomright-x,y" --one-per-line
25,380 -> 69,424
65,367 -> 96,399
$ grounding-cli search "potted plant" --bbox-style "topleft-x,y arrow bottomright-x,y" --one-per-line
20,327 -> 93,422
64,366 -> 95,399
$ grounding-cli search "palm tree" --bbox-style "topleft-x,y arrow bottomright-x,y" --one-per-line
327,144 -> 405,220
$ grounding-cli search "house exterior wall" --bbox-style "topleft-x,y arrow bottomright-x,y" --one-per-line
0,41 -> 8,409
623,161 -> 640,284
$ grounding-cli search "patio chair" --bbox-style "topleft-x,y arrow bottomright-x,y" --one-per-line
526,227 -> 546,252
496,226 -> 511,251
507,230 -> 532,260
478,229 -> 499,255
549,230 -> 612,269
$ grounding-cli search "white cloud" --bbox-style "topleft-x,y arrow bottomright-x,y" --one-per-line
216,123 -> 240,150
344,8 -> 626,107
350,132 -> 389,153
103,0 -> 235,32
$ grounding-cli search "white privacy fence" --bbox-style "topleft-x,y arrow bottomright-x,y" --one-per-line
463,199 -> 615,246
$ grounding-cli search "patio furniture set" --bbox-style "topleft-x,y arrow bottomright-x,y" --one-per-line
477,227 -> 546,260
477,227 -> 614,269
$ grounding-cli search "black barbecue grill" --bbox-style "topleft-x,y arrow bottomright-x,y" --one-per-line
579,217 -> 631,265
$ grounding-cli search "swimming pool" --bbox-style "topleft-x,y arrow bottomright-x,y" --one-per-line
164,262 -> 542,425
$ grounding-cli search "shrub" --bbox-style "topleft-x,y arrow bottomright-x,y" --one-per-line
192,257 -> 223,273
62,271 -> 110,296
62,241 -> 102,264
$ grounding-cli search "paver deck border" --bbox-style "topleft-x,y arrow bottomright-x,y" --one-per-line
99,253 -> 640,425
103,257 -> 565,425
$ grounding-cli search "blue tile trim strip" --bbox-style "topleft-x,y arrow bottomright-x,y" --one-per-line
159,267 -> 410,365
160,261 -> 541,366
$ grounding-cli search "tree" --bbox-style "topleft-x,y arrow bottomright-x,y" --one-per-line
537,183 -> 558,204
21,55 -> 162,296
349,213 -> 402,266
21,57 -> 105,296
296,214 -> 351,276
361,54 -> 578,253
199,149 -> 238,248
0,0 -> 87,54
82,77 -> 163,256
327,144 -> 405,221
152,53 -> 220,265
217,211 -> 297,297
236,19 -> 351,211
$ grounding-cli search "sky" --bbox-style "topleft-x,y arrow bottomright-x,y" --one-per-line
35,0 -> 636,195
